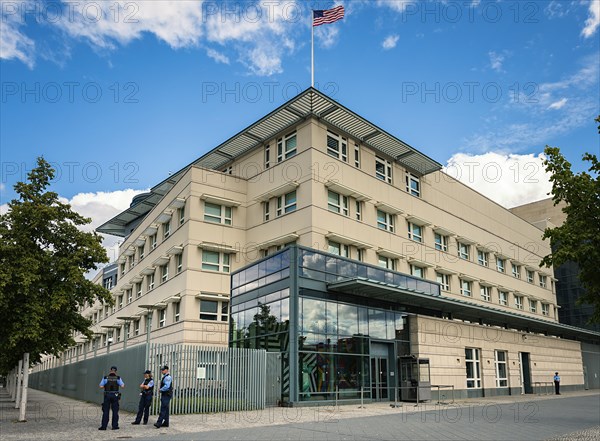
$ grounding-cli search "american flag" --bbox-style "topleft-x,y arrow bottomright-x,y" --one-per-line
312,5 -> 345,27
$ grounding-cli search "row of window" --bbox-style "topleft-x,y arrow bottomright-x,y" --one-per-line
466,348 -> 509,389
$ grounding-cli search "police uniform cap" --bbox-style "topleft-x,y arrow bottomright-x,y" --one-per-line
161,365 -> 169,371
110,366 -> 118,371
144,370 -> 152,374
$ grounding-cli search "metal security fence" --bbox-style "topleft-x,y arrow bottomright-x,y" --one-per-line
147,344 -> 267,414
28,343 -> 267,414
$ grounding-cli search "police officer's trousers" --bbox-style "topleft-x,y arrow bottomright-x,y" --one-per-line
156,393 -> 172,427
134,394 -> 153,424
101,393 -> 120,429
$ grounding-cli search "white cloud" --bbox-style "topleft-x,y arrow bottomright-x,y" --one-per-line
582,0 -> 600,38
548,97 -> 568,110
0,1 -> 36,68
444,152 -> 552,208
488,51 -> 505,72
377,0 -> 417,13
206,48 -> 230,64
315,26 -> 340,49
382,34 -> 399,50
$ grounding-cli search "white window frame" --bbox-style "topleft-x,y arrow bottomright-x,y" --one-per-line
327,190 -> 349,216
498,291 -> 508,306
136,282 -> 142,298
539,275 -> 547,288
326,131 -> 348,162
178,206 -> 185,225
173,302 -> 180,322
204,202 -> 232,225
200,299 -> 220,321
407,222 -> 423,243
264,144 -> 271,169
150,234 -> 157,250
161,263 -> 169,283
478,250 -> 489,267
515,295 -> 523,310
436,272 -> 450,291
480,285 -> 491,302
354,144 -> 360,168
276,191 -> 297,217
458,242 -> 470,260
138,244 -> 145,260
277,131 -> 297,162
496,257 -> 505,273
328,240 -> 349,258
377,209 -> 395,233
410,265 -> 425,279
163,220 -> 171,239
460,279 -> 472,297
526,269 -> 534,283
541,303 -> 549,316
465,348 -> 481,389
120,263 -> 126,277
434,233 -> 448,252
159,309 -> 166,328
127,289 -> 132,304
263,200 -> 270,221
494,350 -> 508,388
529,299 -> 537,313
147,273 -> 155,291
375,156 -> 392,183
378,255 -> 396,271
356,248 -> 365,262
406,172 -> 420,197
512,263 -> 521,279
134,320 -> 140,336
355,200 -> 362,221
202,250 -> 231,273
176,253 -> 183,273
118,295 -> 123,309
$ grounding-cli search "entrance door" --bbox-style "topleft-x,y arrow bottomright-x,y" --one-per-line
519,352 -> 533,394
370,357 -> 389,400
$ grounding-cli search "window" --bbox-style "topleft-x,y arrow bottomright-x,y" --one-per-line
136,282 -> 142,298
161,264 -> 169,283
542,303 -> 550,316
173,302 -> 180,322
264,144 -> 270,168
356,248 -> 365,262
512,263 -> 521,279
221,301 -> 229,322
178,206 -> 185,225
263,201 -> 270,221
514,295 -> 523,310
202,250 -> 231,273
126,289 -> 132,304
103,277 -> 113,289
407,222 -> 423,243
138,244 -> 145,260
406,172 -> 420,197
434,233 -> 448,252
378,255 -> 396,271
465,348 -> 481,388
539,275 -> 547,288
204,202 -> 232,225
354,144 -> 360,168
163,220 -> 171,239
478,250 -> 488,267
200,300 -> 219,321
128,255 -> 135,270
375,156 -> 392,183
436,272 -> 450,291
355,201 -> 362,221
328,241 -> 349,258
377,209 -> 395,232
410,265 -> 425,279
276,191 -> 297,216
147,273 -> 155,291
176,254 -> 183,273
496,257 -> 505,273
159,309 -> 166,328
498,291 -> 508,306
326,131 -> 347,161
529,299 -> 537,313
118,295 -> 123,309
495,351 -> 508,387
480,286 -> 491,302
120,263 -> 126,277
327,190 -> 349,216
460,279 -> 472,297
277,132 -> 297,162
458,242 -> 470,260
150,234 -> 157,250
222,165 -> 233,174
526,269 -> 534,283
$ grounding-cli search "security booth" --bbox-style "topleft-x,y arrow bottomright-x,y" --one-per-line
399,356 -> 431,402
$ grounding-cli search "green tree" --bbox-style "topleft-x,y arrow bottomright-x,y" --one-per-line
541,116 -> 600,323
0,158 -> 112,374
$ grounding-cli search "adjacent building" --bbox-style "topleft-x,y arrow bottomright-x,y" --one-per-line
57,88 -> 597,403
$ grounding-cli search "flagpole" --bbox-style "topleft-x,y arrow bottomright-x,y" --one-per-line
311,10 -> 314,88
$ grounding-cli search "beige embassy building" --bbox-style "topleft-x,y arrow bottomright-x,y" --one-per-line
72,88 -> 597,404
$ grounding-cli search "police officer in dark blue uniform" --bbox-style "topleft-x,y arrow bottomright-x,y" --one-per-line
131,370 -> 154,425
99,366 -> 125,430
154,365 -> 173,428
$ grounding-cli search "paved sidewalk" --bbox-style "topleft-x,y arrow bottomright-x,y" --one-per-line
1,387 -> 598,440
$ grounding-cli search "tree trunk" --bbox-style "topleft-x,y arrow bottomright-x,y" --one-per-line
18,353 -> 30,422
14,358 -> 23,408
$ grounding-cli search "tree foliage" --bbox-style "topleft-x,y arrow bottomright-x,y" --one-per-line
541,116 -> 600,323
0,158 -> 112,373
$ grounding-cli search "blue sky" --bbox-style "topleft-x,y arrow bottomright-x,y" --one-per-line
1,1 -> 599,243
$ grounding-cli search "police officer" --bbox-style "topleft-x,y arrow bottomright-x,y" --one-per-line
554,372 -> 561,395
154,365 -> 172,428
98,366 -> 125,430
131,370 -> 154,425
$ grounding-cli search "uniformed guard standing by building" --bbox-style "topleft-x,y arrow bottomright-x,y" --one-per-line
154,365 -> 173,428
131,370 -> 154,425
98,366 -> 125,430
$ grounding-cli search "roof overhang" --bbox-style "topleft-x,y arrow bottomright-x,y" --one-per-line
97,87 -> 442,237
327,278 -> 600,343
